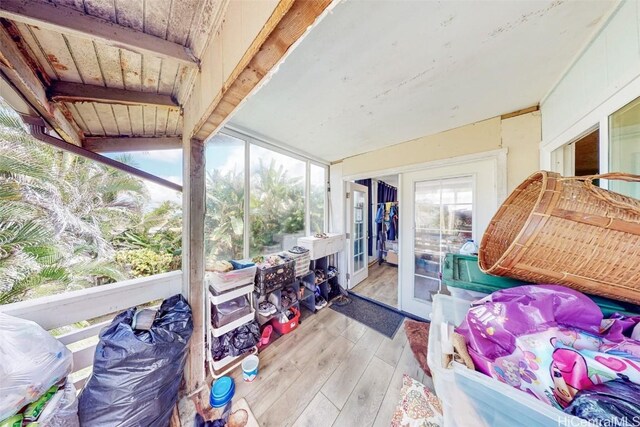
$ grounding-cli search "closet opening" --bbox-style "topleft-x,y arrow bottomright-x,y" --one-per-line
348,175 -> 399,309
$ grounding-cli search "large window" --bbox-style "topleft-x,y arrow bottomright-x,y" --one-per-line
205,134 -> 246,262
309,164 -> 326,234
609,97 -> 640,199
204,131 -> 328,262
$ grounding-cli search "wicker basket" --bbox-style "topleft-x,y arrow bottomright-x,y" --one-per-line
479,171 -> 640,303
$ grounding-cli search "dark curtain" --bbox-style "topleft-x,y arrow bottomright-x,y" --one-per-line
377,181 -> 397,203
355,179 -> 373,256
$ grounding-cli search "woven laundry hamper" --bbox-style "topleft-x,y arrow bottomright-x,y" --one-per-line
479,171 -> 640,304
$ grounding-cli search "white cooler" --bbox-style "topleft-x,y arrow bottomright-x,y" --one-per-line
428,294 -> 597,427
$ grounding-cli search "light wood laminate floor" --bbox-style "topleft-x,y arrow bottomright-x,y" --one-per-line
352,262 -> 398,308
222,308 -> 432,427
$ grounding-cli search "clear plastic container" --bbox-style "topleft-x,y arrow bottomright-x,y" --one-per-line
428,294 -> 597,427
205,265 -> 257,293
212,296 -> 252,328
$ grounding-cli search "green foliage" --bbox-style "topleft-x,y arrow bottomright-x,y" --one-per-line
115,249 -> 175,278
0,100 -> 181,304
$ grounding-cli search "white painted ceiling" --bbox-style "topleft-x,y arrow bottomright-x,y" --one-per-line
229,0 -> 617,162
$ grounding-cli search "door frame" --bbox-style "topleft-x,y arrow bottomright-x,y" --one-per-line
345,181 -> 369,289
341,148 -> 507,316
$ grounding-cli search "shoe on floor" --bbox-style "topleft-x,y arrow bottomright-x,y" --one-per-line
315,295 -> 327,310
258,301 -> 276,316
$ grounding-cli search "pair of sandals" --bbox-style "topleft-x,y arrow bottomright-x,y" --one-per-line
314,232 -> 328,239
315,269 -> 326,284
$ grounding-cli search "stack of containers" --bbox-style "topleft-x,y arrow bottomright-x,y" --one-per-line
205,262 -> 258,378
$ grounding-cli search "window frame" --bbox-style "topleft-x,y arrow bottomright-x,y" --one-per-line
206,127 -> 329,260
541,80 -> 640,191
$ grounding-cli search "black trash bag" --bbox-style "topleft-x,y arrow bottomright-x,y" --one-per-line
78,294 -> 193,427
210,321 -> 260,361
564,378 -> 640,426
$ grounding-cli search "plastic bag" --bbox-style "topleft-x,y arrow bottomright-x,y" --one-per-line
210,321 -> 260,361
456,285 -> 640,408
0,313 -> 72,420
39,381 -> 79,427
78,294 -> 193,427
564,379 -> 640,426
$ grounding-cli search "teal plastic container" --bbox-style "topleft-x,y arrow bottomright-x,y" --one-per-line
442,253 -> 639,317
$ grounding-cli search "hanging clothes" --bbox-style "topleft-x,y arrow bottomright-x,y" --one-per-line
388,205 -> 398,241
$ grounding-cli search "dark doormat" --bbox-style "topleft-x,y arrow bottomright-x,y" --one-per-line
330,293 -> 404,338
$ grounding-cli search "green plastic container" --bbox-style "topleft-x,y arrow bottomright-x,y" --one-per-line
442,253 -> 639,317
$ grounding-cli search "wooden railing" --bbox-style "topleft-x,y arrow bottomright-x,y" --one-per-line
0,271 -> 183,389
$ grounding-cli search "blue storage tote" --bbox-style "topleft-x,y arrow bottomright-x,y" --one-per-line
442,253 -> 639,316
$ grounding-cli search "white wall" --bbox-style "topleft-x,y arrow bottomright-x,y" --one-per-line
541,0 -> 640,148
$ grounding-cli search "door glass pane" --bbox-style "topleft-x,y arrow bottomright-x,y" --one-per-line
414,176 -> 473,302
609,96 -> 640,199
353,190 -> 365,272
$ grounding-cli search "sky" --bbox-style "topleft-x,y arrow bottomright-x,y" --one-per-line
104,132 -> 325,208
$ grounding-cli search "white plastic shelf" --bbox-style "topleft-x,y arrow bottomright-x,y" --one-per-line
208,346 -> 257,379
211,310 -> 256,338
209,283 -> 254,304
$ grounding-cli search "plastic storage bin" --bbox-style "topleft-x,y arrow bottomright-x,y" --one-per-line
428,294 -> 597,427
206,264 -> 257,293
271,307 -> 300,335
297,233 -> 345,260
442,253 -> 639,316
211,296 -> 252,328
255,260 -> 296,295
287,250 -> 310,278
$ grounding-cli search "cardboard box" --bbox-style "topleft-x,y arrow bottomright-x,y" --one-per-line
386,250 -> 398,265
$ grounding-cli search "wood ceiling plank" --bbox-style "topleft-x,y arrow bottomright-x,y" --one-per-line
73,102 -> 105,135
142,105 -> 156,135
14,23 -> 57,80
0,0 -> 198,67
52,0 -> 85,12
65,102 -> 89,133
166,108 -> 180,136
111,104 -> 132,135
186,0 -> 228,58
93,102 -> 119,135
28,26 -> 83,83
0,23 -> 82,145
166,0 -> 198,45
84,135 -> 181,152
158,59 -> 179,94
83,0 -> 116,22
114,0 -> 143,32
141,54 -> 161,92
128,104 -> 144,135
95,44 -> 124,89
64,36 -> 104,86
155,106 -> 169,135
120,49 -> 142,91
143,0 -> 170,39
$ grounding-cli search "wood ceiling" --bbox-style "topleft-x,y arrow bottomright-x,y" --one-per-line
0,0 -> 227,151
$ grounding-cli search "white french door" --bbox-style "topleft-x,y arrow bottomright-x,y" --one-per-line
399,159 -> 499,317
346,182 -> 368,289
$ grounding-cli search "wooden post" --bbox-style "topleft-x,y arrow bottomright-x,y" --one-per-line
182,135 -> 206,394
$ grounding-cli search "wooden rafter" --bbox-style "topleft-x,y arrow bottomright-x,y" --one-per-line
0,23 -> 82,146
84,136 -> 181,153
49,81 -> 180,109
191,0 -> 334,141
0,0 -> 198,68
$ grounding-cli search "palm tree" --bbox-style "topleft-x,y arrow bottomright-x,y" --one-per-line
0,100 -> 149,303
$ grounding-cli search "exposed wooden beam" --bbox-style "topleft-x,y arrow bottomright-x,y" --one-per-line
190,0 -> 334,141
49,81 -> 179,109
0,22 -> 82,146
0,0 -> 198,68
182,136 -> 205,394
501,105 -> 540,120
84,136 -> 181,153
